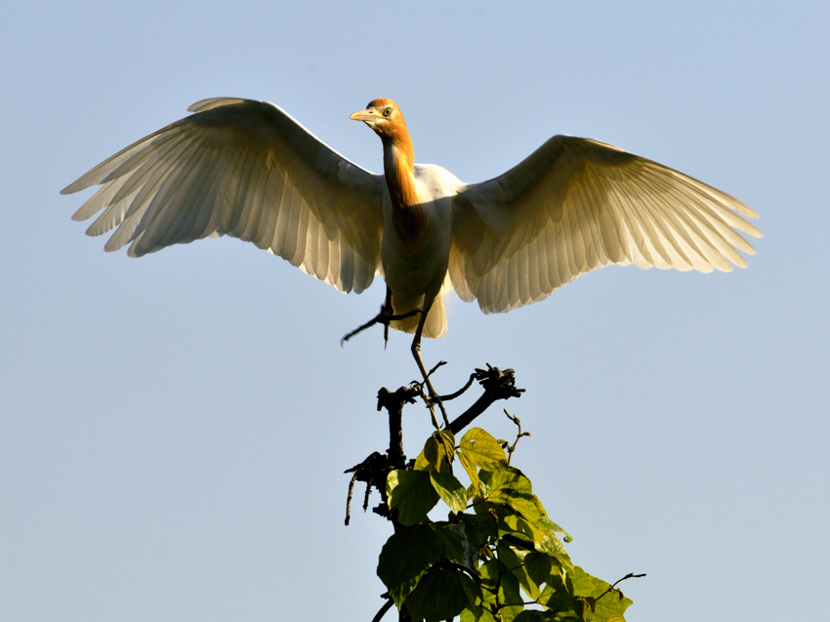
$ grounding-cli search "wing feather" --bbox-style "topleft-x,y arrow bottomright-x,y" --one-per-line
63,98 -> 384,294
451,135 -> 761,313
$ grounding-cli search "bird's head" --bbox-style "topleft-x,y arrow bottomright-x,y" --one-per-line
350,98 -> 408,140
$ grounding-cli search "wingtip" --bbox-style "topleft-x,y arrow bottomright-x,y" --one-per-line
737,204 -> 760,220
741,221 -> 764,239
60,180 -> 84,195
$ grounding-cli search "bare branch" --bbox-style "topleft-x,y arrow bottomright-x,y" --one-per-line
448,365 -> 525,435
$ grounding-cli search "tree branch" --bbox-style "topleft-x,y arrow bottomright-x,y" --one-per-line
377,385 -> 418,470
448,365 -> 525,435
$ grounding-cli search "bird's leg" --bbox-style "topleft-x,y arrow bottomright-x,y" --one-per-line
340,288 -> 421,347
382,287 -> 392,346
410,308 -> 449,427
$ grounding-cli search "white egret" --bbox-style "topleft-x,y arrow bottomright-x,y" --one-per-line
62,97 -> 762,415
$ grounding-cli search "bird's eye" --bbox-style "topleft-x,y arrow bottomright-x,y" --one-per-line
383,108 -> 391,117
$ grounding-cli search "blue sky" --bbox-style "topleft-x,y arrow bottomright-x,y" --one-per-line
2,1 -> 828,620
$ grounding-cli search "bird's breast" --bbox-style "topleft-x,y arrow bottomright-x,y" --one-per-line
381,188 -> 455,303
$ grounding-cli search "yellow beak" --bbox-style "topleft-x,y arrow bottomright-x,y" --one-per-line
350,108 -> 383,123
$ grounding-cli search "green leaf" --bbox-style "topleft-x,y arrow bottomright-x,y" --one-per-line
499,544 -> 541,601
377,524 -> 441,607
493,497 -> 572,570
404,568 -> 470,622
502,513 -> 542,543
568,566 -> 600,597
459,451 -> 481,490
430,522 -> 467,566
430,470 -> 468,514
479,556 -> 524,620
458,513 -> 498,555
414,430 -> 455,473
524,552 -> 553,587
525,553 -> 562,585
460,428 -> 507,470
535,532 -> 573,569
569,566 -> 632,622
512,611 -> 564,622
484,466 -> 532,494
386,469 -> 439,526
538,583 -> 572,614
571,596 -> 595,622
498,569 -> 524,622
459,569 -> 485,606
478,558 -> 501,593
483,467 -> 546,523
437,429 -> 456,458
460,605 -> 498,622
537,516 -> 572,543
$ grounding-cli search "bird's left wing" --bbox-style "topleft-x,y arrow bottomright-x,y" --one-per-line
62,98 -> 385,294
449,135 -> 762,313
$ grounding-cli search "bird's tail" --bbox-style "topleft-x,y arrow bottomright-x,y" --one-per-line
391,292 -> 447,339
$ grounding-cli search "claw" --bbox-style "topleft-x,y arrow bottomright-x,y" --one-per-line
341,304 -> 421,346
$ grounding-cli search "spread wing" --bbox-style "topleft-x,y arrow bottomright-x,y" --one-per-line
449,135 -> 762,312
62,98 -> 385,294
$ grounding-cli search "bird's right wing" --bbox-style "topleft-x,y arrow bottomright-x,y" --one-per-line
62,98 -> 385,294
450,135 -> 762,313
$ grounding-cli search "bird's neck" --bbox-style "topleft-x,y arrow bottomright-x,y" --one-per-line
381,131 -> 426,243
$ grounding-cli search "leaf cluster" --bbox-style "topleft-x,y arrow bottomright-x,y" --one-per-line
378,428 -> 633,622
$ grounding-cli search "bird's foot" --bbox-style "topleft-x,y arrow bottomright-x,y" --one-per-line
341,305 -> 421,347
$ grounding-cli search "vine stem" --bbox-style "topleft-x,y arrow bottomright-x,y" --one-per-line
370,596 -> 394,622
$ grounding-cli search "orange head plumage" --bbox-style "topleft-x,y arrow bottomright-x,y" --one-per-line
350,99 -> 413,162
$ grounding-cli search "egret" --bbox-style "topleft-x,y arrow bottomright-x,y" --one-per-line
62,97 -> 762,417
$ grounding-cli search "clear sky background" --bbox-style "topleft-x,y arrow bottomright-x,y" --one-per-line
2,1 -> 827,621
